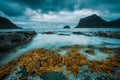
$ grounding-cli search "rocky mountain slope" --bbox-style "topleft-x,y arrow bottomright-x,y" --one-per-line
0,16 -> 21,29
76,14 -> 120,28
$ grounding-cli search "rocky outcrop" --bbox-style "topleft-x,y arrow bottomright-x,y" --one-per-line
63,25 -> 70,28
0,31 -> 36,51
72,31 -> 120,39
76,14 -> 120,28
0,16 -> 21,29
93,31 -> 120,39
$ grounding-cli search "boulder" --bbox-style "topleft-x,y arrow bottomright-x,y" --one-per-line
63,25 -> 70,28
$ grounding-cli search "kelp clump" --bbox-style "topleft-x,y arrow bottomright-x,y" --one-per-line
0,44 -> 120,79
19,48 -> 88,75
88,56 -> 120,75
99,48 -> 120,54
19,48 -> 62,75
58,44 -> 84,51
0,59 -> 19,78
61,50 -> 88,75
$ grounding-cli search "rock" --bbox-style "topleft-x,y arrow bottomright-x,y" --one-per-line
27,75 -> 42,80
76,14 -> 120,28
72,32 -> 89,36
72,32 -> 84,35
63,25 -> 70,28
57,33 -> 70,36
0,31 -> 36,52
42,31 -> 55,34
72,31 -> 120,39
3,66 -> 23,80
20,77 -> 28,80
0,16 -> 21,29
40,72 -> 66,80
85,49 -> 95,55
94,31 -> 120,39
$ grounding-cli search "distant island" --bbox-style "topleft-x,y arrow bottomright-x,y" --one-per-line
0,16 -> 21,29
76,14 -> 120,28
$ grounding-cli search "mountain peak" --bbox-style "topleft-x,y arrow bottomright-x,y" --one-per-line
90,14 -> 98,17
76,14 -> 120,28
76,14 -> 106,28
80,14 -> 104,21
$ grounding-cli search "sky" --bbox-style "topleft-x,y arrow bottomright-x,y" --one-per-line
0,0 -> 120,22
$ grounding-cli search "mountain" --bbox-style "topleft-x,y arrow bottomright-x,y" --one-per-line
107,19 -> 120,27
0,16 -> 21,29
76,14 -> 120,28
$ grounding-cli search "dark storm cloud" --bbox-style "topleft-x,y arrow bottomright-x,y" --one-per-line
0,0 -> 120,17
0,0 -> 26,16
12,0 -> 120,13
12,0 -> 77,13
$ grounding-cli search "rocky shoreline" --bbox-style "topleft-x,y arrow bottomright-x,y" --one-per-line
40,31 -> 120,39
0,31 -> 36,52
72,31 -> 120,39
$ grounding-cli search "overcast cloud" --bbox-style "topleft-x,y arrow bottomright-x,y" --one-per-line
0,0 -> 120,22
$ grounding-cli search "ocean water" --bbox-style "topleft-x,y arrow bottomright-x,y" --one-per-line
0,22 -> 120,65
0,22 -> 120,80
0,21 -> 120,32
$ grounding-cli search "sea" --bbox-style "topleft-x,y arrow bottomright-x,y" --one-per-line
0,21 -> 120,66
0,21 -> 120,80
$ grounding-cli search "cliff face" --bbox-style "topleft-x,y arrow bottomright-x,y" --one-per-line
0,16 -> 21,29
76,14 -> 120,28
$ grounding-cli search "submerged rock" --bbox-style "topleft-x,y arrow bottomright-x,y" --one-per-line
57,33 -> 70,36
0,31 -> 36,52
40,72 -> 66,80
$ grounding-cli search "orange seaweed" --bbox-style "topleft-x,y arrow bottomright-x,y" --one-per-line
99,48 -> 120,54
88,56 -> 120,74
19,48 -> 62,75
0,59 -> 19,78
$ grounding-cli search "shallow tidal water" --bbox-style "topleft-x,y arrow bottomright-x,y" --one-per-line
0,31 -> 120,65
0,28 -> 120,80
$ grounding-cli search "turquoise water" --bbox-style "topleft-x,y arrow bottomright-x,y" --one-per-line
0,33 -> 120,66
0,21 -> 120,65
0,22 -> 120,80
